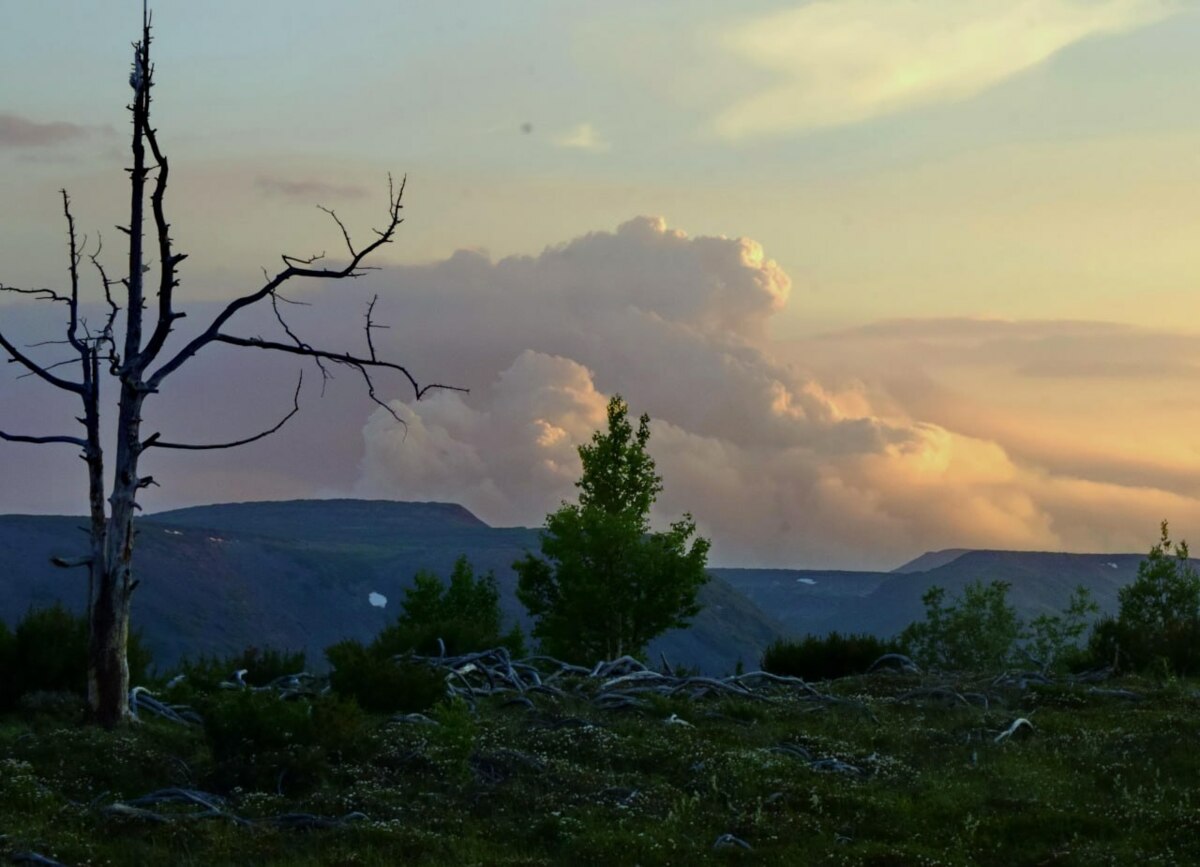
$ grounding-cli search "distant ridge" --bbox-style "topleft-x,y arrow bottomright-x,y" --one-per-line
0,499 -> 1157,668
891,548 -> 973,574
715,548 -> 1145,640
1,499 -> 781,675
151,499 -> 489,541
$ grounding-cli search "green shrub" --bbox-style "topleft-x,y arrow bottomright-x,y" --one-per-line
1088,612 -> 1200,676
0,620 -> 15,709
427,696 -> 478,784
1092,521 -> 1200,676
0,605 -> 152,711
168,645 -> 306,693
1021,585 -> 1099,673
381,556 -> 526,658
899,581 -> 1020,672
201,690 -> 367,791
761,632 -> 900,680
373,618 -> 525,660
321,556 -> 522,714
325,639 -> 446,714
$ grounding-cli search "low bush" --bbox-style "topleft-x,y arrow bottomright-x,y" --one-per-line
899,580 -> 1021,672
372,618 -> 525,660
1087,613 -> 1200,677
201,689 -> 368,792
0,604 -> 152,712
381,556 -> 526,658
761,631 -> 900,680
321,556 -> 524,714
168,645 -> 306,693
325,639 -> 446,714
0,620 -> 14,709
427,696 -> 478,784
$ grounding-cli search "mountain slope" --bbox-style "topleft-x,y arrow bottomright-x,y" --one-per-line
715,549 -> 1141,639
0,500 -> 782,675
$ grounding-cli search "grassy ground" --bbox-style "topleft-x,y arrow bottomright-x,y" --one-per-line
1,671 -> 1197,866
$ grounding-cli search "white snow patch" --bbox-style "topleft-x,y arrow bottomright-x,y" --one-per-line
368,591 -> 388,608
796,577 -> 818,585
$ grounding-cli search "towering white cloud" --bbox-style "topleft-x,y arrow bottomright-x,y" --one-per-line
344,216 -> 1099,568
6,216 -> 1199,569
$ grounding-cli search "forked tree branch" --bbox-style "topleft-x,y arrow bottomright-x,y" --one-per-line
145,175 -> 417,392
138,92 -> 188,364
0,340 -> 81,392
141,373 -> 303,451
209,333 -> 466,400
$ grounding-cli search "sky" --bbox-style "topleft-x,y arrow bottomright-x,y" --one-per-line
3,0 -> 1200,569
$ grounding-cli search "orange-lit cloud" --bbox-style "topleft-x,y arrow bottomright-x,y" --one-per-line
5,218 -> 1198,569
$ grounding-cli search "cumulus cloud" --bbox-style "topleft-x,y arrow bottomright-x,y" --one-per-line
6,216 -> 1200,569
326,215 -> 1200,568
714,0 -> 1180,139
358,351 -> 609,526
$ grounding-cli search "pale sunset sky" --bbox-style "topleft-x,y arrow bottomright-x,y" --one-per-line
2,0 -> 1200,568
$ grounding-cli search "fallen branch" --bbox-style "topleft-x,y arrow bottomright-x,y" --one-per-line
994,717 -> 1034,744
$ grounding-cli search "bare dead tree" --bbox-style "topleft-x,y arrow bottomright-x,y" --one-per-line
0,9 -> 460,727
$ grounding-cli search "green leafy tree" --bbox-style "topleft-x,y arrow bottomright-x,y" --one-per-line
1090,521 -> 1200,675
1119,521 -> 1200,636
515,395 -> 710,663
1022,585 -> 1098,673
380,556 -> 524,658
900,580 -> 1021,671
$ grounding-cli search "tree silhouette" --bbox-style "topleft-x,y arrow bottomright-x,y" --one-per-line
0,8 -> 459,726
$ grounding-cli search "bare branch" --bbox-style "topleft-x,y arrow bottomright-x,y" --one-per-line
139,99 -> 189,365
364,294 -> 390,362
270,292 -> 329,389
24,338 -> 75,348
355,362 -> 404,426
317,205 -> 356,259
0,331 -> 86,394
281,250 -> 326,268
61,190 -> 87,357
146,174 -> 409,392
142,373 -> 304,451
15,357 -> 80,378
0,285 -> 70,304
210,333 -> 466,400
88,235 -> 121,318
0,430 -> 87,447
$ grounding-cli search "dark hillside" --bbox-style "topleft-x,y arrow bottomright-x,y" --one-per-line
0,501 -> 782,674
709,567 -> 890,638
890,548 -> 972,573
851,549 -> 1140,637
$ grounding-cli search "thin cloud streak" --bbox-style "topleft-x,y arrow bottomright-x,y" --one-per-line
551,123 -> 611,152
714,0 -> 1180,139
0,113 -> 96,148
254,176 -> 368,201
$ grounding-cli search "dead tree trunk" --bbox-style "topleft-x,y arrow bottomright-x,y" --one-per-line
1,8 -> 461,727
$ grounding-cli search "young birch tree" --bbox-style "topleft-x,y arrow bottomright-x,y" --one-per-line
0,8 -> 457,726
